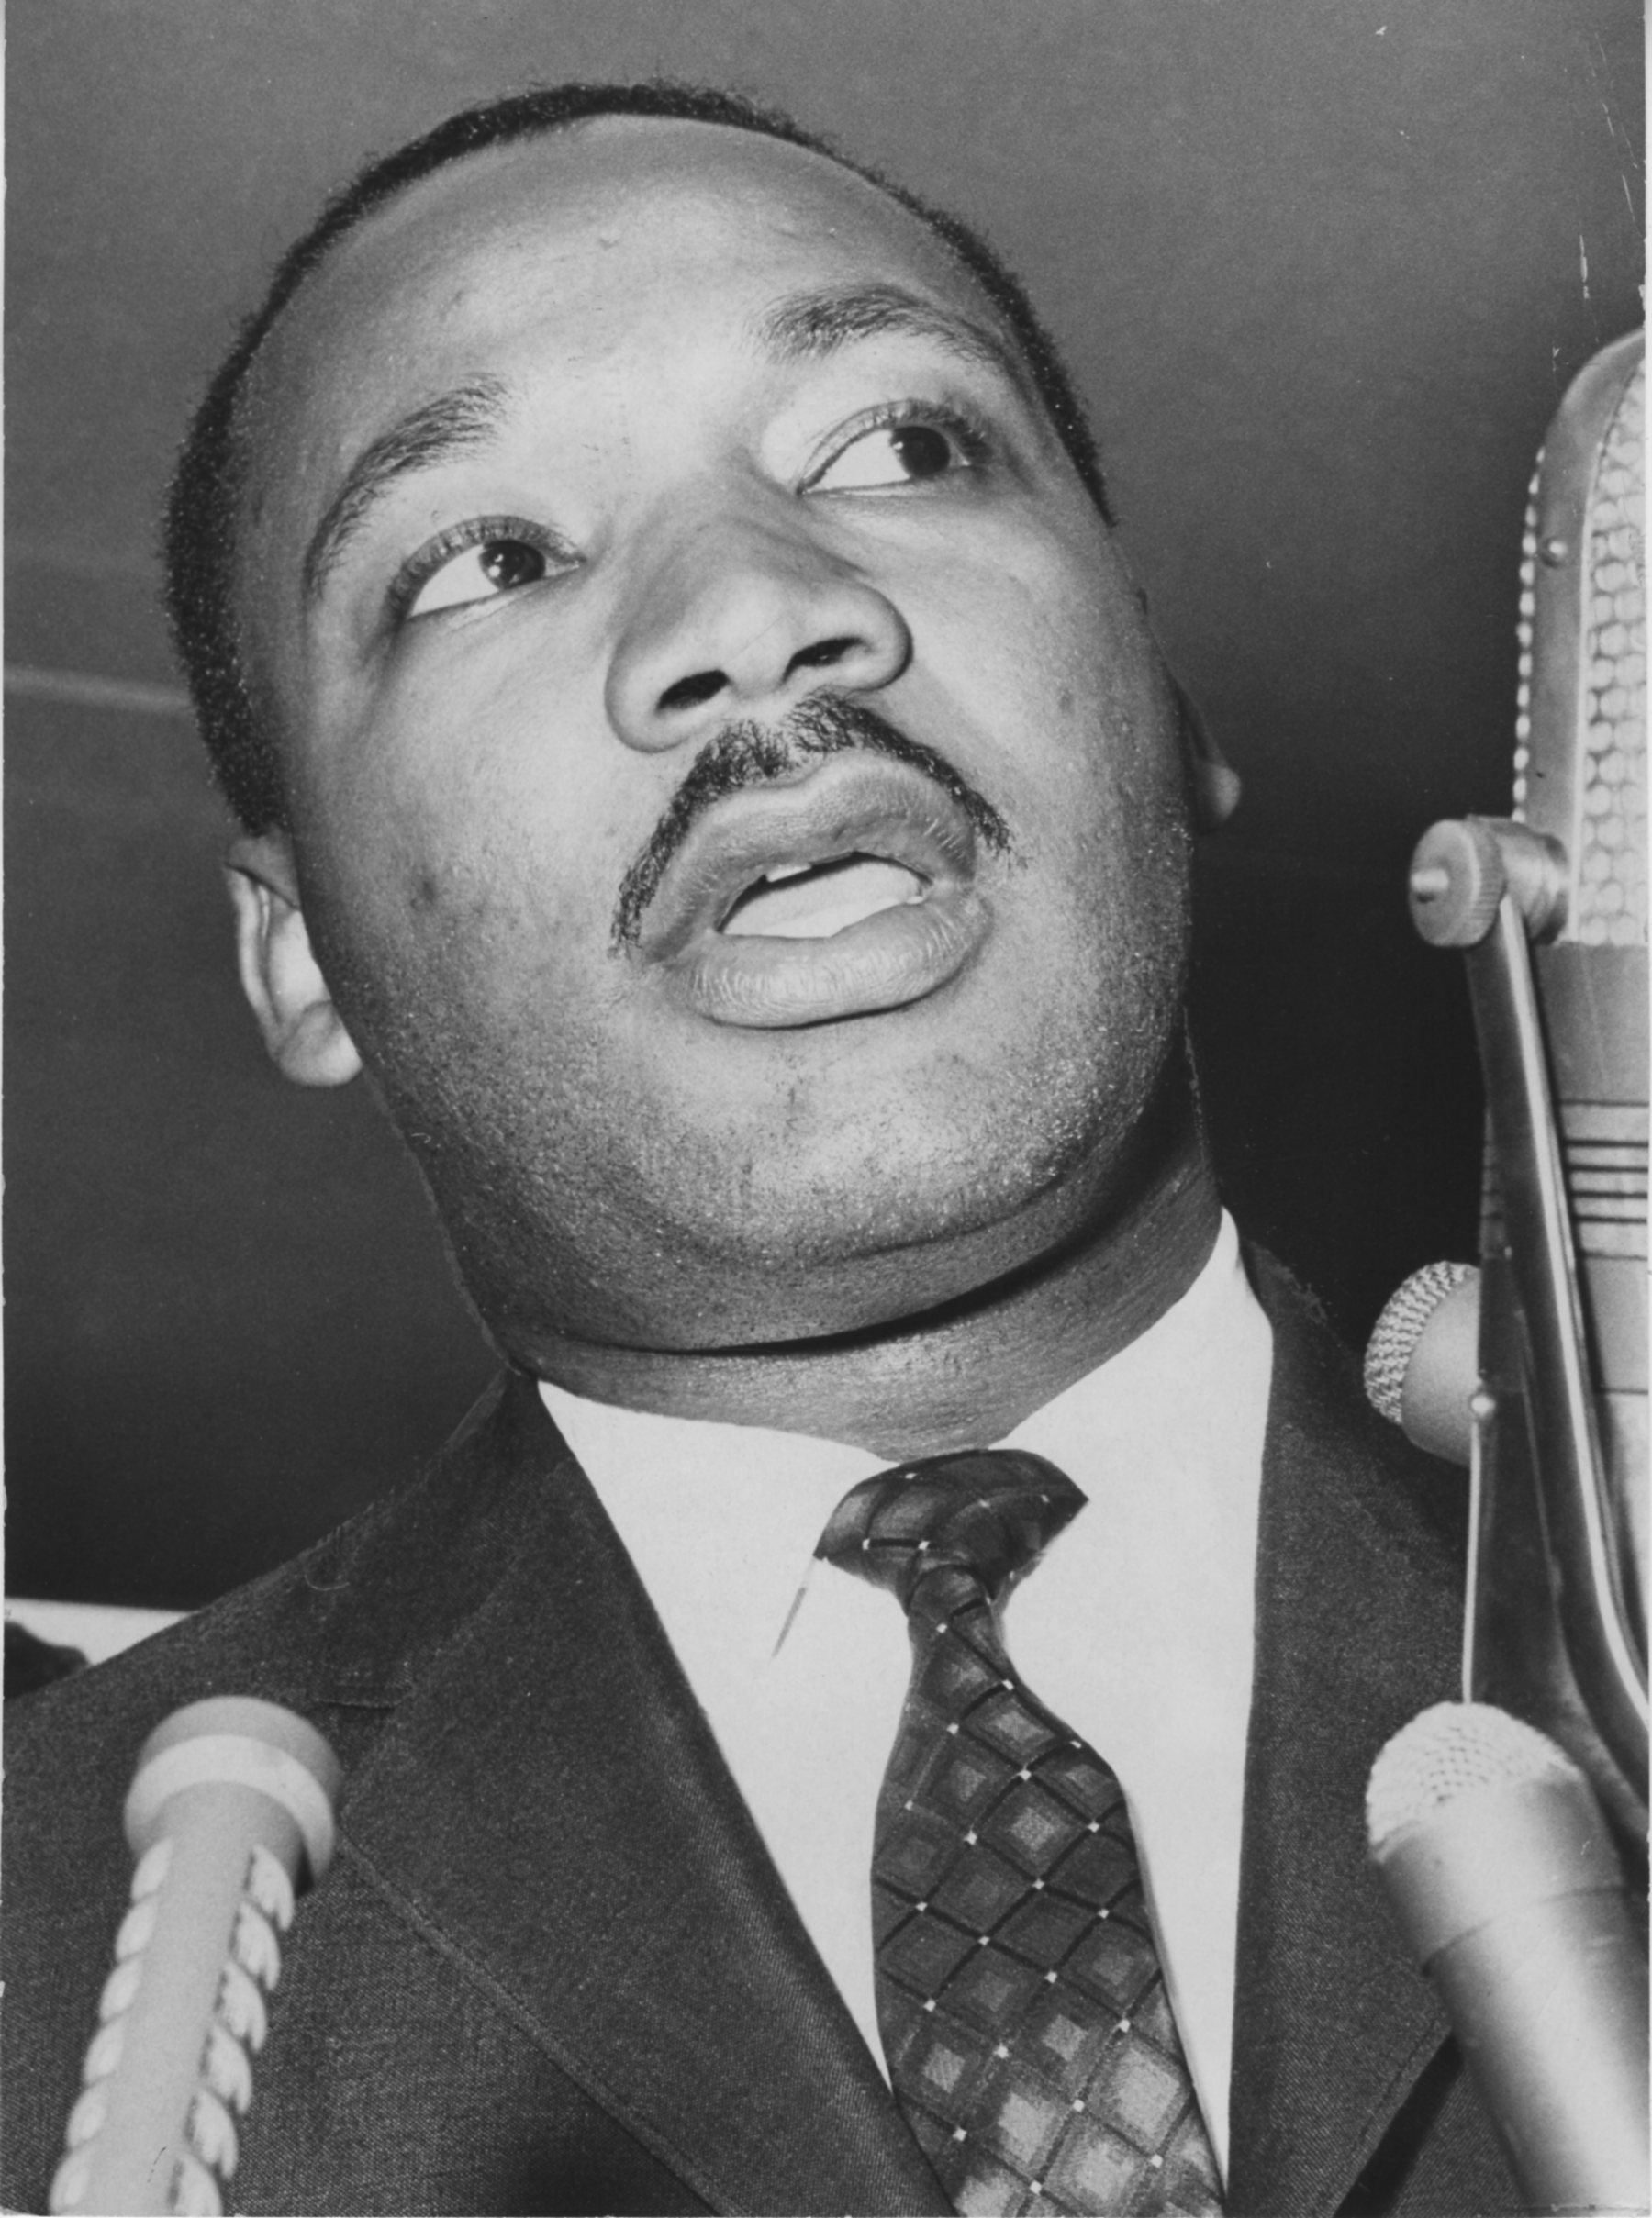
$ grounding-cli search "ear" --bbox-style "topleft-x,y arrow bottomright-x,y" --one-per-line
1176,684 -> 1243,831
225,834 -> 363,1087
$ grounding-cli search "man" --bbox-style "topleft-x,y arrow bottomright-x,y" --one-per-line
2,84 -> 1515,2215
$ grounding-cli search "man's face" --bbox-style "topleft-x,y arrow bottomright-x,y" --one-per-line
238,117 -> 1194,1354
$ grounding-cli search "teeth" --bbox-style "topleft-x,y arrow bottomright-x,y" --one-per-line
721,854 -> 927,940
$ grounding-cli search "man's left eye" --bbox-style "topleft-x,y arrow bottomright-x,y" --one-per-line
809,420 -> 969,493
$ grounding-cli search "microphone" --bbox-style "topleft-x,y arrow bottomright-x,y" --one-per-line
1368,330 -> 1646,2213
1367,1702 -> 1649,2214
1364,1260 -> 1479,1466
48,1698 -> 342,2218
1402,328 -> 1646,1841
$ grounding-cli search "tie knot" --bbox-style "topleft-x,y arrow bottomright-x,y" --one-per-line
816,1448 -> 1085,1612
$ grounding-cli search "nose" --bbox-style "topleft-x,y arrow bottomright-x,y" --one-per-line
605,498 -> 911,752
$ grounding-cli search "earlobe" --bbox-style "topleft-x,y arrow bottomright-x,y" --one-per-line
225,835 -> 363,1087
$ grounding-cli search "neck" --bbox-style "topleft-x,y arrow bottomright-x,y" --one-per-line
526,1124 -> 1223,1460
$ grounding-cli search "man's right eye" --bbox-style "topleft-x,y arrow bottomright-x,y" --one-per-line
396,527 -> 558,619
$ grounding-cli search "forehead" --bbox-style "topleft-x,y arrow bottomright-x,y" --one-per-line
241,117 -> 1004,502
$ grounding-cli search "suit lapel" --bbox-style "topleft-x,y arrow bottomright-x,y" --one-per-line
333,1373 -> 950,2218
300,1260 -> 1468,2215
1226,1256 -> 1461,2215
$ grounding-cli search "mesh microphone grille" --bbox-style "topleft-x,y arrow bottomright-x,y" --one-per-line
1513,334 -> 1646,944
1366,1701 -> 1580,1853
1363,1260 -> 1474,1423
1570,354 -> 1646,944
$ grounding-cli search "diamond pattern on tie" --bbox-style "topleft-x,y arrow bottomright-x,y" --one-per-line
819,1451 -> 1222,2218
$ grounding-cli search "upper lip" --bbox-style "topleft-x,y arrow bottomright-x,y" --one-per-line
631,754 -> 984,963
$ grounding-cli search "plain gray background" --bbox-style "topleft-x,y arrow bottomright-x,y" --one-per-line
6,0 -> 1643,1605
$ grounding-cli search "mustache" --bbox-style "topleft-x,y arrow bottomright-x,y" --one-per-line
611,695 -> 1012,948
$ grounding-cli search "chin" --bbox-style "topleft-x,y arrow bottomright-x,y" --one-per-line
731,1069 -> 1115,1265
437,1001 -> 1182,1356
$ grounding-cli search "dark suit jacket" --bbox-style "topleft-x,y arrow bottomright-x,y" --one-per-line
2,1254 -> 1519,2214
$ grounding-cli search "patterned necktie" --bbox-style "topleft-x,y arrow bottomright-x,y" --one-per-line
818,1450 -> 1222,2218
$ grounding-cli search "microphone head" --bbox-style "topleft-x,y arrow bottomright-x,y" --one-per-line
125,1695 -> 343,1884
1514,328 -> 1645,945
1363,1262 -> 1479,1464
1366,1700 -> 1581,1856
1364,1262 -> 1476,1426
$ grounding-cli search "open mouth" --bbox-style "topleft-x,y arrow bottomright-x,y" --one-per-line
632,755 -> 996,1029
719,853 -> 930,941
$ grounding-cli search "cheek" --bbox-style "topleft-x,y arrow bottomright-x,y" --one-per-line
917,509 -> 1168,752
291,748 -> 623,1068
925,557 -> 1182,901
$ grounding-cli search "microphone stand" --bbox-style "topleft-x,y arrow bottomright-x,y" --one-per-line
1371,329 -> 1648,2216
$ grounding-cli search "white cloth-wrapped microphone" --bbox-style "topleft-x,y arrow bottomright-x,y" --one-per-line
1367,1703 -> 1648,2213
49,1698 -> 342,2218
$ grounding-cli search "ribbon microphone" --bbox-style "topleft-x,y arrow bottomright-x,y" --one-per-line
1363,329 -> 1648,2214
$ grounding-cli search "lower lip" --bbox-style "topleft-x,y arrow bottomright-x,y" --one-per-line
663,888 -> 988,1028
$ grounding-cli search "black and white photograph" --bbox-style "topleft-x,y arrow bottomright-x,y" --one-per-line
5,6 -> 1645,2212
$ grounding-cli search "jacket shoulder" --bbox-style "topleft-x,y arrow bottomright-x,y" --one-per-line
0,1370 -> 570,2209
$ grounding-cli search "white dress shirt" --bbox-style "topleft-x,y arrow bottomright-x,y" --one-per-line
540,1210 -> 1271,2178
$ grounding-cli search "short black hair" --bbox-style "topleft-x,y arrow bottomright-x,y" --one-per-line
163,81 -> 1110,834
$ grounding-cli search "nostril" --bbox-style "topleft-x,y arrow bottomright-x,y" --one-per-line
787,636 -> 855,674
658,669 -> 728,714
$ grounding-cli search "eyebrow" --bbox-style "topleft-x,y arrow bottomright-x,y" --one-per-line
752,283 -> 1031,396
298,287 -> 1026,605
302,374 -> 511,604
